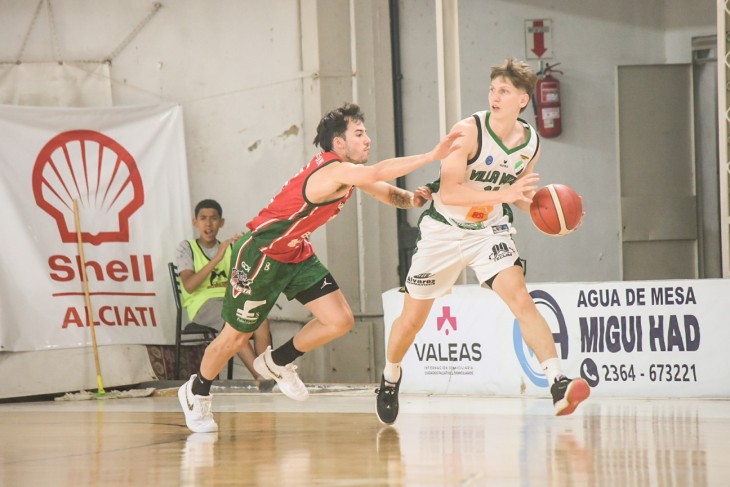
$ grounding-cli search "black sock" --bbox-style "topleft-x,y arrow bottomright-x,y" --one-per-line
270,338 -> 304,366
191,370 -> 214,396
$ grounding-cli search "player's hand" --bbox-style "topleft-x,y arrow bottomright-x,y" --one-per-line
428,130 -> 464,161
502,173 -> 539,204
412,186 -> 432,207
222,233 -> 242,247
215,234 -> 242,262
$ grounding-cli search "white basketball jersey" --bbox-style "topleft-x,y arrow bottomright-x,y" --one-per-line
430,110 -> 540,231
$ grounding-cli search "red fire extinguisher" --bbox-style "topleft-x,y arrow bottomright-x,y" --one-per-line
534,63 -> 563,138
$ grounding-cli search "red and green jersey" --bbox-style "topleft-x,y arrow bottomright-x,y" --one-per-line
246,151 -> 353,263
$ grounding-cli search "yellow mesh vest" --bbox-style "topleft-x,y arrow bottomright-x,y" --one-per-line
180,240 -> 232,320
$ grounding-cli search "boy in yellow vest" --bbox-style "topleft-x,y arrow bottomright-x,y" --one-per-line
175,199 -> 273,385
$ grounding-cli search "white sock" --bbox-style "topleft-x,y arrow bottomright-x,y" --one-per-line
383,361 -> 401,384
541,358 -> 564,384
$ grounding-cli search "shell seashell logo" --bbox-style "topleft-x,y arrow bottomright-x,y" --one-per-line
32,130 -> 145,245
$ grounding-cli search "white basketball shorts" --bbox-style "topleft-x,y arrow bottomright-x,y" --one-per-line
405,215 -> 520,299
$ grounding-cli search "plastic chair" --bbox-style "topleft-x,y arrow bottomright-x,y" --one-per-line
168,262 -> 233,380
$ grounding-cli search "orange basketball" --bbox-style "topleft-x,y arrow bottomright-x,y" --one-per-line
529,184 -> 583,236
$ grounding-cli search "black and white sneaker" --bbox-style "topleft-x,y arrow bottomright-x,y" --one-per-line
551,376 -> 590,416
375,372 -> 402,425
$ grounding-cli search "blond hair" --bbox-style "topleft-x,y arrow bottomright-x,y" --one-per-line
491,57 -> 537,97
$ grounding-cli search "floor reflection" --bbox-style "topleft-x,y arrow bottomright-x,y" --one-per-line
1,394 -> 728,486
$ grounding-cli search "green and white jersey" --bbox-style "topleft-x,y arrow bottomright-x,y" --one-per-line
429,110 -> 539,232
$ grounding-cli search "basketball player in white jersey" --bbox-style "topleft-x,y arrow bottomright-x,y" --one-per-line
376,58 -> 590,424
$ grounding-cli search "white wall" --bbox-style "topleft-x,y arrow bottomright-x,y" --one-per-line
112,2 -> 307,241
664,0 -> 716,63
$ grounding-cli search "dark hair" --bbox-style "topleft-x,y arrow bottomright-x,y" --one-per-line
194,199 -> 222,217
313,103 -> 365,151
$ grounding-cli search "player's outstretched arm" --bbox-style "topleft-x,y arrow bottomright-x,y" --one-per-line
358,182 -> 432,209
336,131 -> 463,187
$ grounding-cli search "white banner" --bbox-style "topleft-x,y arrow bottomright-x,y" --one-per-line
383,279 -> 730,398
0,104 -> 191,351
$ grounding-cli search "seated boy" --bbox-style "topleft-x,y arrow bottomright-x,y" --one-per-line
175,199 -> 273,385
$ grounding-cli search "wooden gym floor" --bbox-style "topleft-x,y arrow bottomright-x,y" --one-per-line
0,384 -> 728,486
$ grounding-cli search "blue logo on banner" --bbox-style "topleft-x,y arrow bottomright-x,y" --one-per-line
512,323 -> 547,387
512,290 -> 569,388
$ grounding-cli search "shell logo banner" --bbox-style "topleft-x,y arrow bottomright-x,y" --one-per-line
0,104 -> 191,351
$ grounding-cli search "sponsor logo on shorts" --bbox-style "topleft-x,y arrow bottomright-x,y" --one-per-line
235,308 -> 258,323
407,272 -> 436,286
235,300 -> 266,324
490,242 -> 514,261
230,268 -> 253,298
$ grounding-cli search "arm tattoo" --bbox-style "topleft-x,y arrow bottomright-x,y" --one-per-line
390,188 -> 413,209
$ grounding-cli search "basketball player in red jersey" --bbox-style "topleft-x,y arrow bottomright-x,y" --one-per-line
179,103 -> 463,433
375,58 -> 590,425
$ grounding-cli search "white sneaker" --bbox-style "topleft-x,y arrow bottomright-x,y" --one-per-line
178,375 -> 218,433
253,346 -> 309,401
